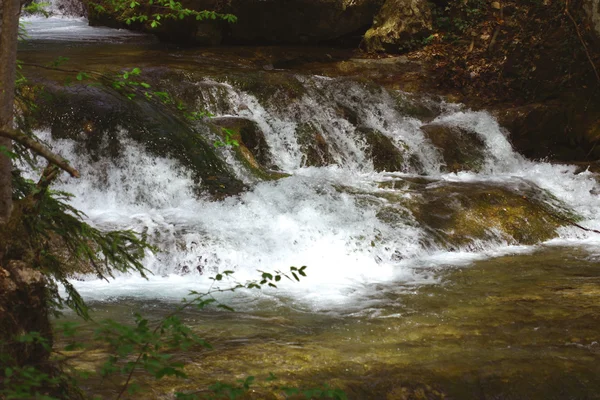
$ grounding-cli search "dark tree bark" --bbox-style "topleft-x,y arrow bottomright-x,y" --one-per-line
0,260 -> 52,367
0,0 -> 56,383
0,0 -> 21,225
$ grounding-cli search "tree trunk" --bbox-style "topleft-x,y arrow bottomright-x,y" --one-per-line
0,0 -> 55,385
0,260 -> 52,366
0,0 -> 20,225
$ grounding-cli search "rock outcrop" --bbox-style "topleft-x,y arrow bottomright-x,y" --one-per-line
361,0 -> 432,53
495,101 -> 600,162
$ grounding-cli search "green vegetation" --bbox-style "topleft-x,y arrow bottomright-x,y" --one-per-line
87,0 -> 236,29
431,0 -> 487,41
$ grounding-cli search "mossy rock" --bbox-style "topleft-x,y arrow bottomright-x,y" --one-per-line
358,127 -> 423,172
361,0 -> 432,53
221,72 -> 306,106
421,123 -> 486,172
26,84 -> 245,198
211,116 -> 273,169
372,178 -> 573,249
393,91 -> 443,122
210,117 -> 288,181
210,117 -> 289,180
296,122 -> 332,167
410,181 -> 571,249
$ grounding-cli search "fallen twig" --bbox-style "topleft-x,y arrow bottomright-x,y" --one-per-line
0,127 -> 79,177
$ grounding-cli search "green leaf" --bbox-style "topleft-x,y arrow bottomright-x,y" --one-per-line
64,342 -> 84,351
127,382 -> 141,395
0,145 -> 17,159
266,372 -> 277,381
243,376 -> 255,389
283,388 -> 300,396
262,272 -> 273,280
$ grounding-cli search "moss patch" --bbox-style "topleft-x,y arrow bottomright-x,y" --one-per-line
421,123 -> 486,173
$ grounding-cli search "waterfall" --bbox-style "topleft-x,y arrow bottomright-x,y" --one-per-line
26,0 -> 86,17
30,75 -> 600,310
20,1 -> 148,42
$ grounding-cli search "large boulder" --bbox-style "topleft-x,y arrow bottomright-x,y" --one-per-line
421,123 -> 486,172
358,126 -> 423,172
86,0 -> 385,45
361,0 -> 432,53
28,84 -> 247,198
409,181 -> 571,249
371,178 -> 572,250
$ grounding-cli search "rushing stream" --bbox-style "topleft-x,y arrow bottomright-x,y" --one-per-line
16,12 -> 600,399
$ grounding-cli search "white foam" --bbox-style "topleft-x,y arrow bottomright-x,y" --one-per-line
20,16 -> 148,42
29,77 -> 600,310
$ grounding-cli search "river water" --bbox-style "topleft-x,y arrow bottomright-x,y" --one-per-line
17,14 -> 600,399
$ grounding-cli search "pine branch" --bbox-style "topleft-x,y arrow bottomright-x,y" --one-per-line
0,127 -> 79,177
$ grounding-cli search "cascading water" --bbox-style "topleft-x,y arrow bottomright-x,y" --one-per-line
16,14 -> 600,398
15,9 -> 600,313
20,0 -> 148,42
29,72 -> 600,311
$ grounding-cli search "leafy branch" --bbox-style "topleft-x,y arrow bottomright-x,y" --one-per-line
88,0 -> 237,29
57,267 -> 315,399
